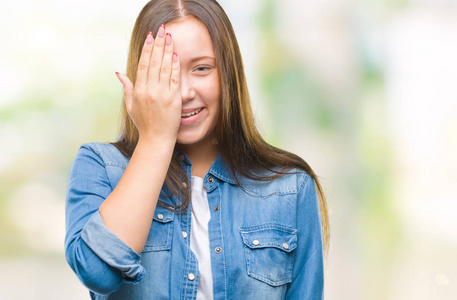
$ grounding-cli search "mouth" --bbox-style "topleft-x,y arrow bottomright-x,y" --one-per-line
180,107 -> 205,126
181,108 -> 203,118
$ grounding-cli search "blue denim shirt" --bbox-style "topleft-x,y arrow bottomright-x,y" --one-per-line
65,143 -> 324,299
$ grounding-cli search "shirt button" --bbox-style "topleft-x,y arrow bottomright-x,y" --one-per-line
283,243 -> 289,250
214,206 -> 220,212
252,240 -> 260,246
215,247 -> 222,253
182,231 -> 188,238
188,273 -> 195,281
207,176 -> 214,183
179,153 -> 186,161
182,182 -> 187,188
157,213 -> 164,220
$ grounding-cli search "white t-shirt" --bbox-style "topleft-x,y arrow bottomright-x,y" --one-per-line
190,176 -> 214,300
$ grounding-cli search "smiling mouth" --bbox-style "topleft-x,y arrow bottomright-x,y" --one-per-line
181,108 -> 203,118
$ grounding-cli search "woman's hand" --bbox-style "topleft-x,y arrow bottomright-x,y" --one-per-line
116,25 -> 181,143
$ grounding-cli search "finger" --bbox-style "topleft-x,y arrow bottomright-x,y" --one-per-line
170,52 -> 180,92
135,31 -> 154,87
148,24 -> 166,86
116,72 -> 134,111
160,32 -> 174,89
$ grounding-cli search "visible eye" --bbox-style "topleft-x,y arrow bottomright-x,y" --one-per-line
193,66 -> 212,74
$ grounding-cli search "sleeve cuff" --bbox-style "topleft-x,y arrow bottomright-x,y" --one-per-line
81,210 -> 145,284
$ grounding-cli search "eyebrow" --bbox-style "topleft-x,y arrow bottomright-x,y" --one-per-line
188,56 -> 216,64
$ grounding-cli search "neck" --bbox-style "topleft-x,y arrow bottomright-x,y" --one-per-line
176,137 -> 219,178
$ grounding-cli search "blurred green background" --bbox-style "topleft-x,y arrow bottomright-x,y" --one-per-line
1,0 -> 456,299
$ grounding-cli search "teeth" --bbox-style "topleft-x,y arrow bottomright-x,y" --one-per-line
181,108 -> 203,117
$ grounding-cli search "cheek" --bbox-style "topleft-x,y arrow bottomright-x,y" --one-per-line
200,78 -> 221,105
207,88 -> 221,108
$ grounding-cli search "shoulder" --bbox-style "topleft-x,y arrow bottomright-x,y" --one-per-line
76,142 -> 130,169
238,168 -> 313,198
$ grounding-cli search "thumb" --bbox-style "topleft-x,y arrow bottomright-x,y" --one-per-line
115,72 -> 134,110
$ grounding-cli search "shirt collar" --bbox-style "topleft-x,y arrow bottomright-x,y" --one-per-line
208,153 -> 237,185
176,151 -> 237,185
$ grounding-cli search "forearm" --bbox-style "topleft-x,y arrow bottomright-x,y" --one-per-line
66,234 -> 124,295
99,137 -> 175,254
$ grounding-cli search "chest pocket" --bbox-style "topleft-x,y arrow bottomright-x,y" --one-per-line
142,206 -> 174,252
240,224 -> 297,286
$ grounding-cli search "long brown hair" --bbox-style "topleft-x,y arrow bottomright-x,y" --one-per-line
112,0 -> 329,255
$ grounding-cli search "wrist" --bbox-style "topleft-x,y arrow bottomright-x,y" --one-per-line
137,134 -> 176,151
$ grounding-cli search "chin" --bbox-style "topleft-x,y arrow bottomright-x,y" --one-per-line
176,138 -> 198,145
176,128 -> 216,147
176,132 -> 204,145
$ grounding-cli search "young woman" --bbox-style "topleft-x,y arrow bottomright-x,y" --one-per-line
65,0 -> 329,299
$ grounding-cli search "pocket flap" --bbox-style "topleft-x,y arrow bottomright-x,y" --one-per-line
240,225 -> 297,253
152,205 -> 174,223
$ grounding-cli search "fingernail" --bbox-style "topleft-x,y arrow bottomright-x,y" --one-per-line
158,24 -> 165,38
173,52 -> 178,63
115,72 -> 123,84
166,33 -> 172,46
146,31 -> 153,45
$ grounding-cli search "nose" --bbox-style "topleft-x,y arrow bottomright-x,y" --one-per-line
180,74 -> 196,103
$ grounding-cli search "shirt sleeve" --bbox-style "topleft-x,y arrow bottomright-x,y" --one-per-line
64,144 -> 145,296
285,173 -> 325,299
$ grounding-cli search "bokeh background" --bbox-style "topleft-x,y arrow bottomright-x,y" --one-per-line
1,0 -> 456,299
